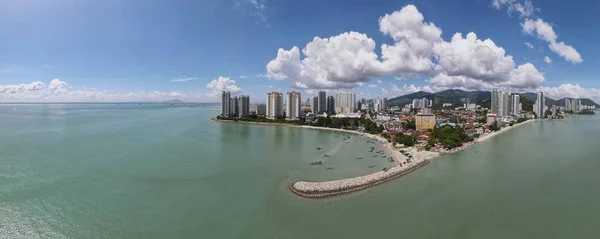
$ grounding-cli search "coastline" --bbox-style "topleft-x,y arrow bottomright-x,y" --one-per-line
213,117 -> 536,198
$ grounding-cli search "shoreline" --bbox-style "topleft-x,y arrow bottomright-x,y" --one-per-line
213,117 -> 536,199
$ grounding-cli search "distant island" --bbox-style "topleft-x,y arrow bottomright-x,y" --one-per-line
163,99 -> 184,104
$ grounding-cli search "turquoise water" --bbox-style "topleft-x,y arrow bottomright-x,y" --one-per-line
1,104 -> 599,238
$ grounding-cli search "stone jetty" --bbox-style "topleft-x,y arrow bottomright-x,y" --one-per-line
290,159 -> 429,198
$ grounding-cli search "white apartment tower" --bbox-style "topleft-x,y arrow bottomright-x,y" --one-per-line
286,91 -> 302,120
512,94 -> 520,115
266,92 -> 284,119
334,92 -> 356,113
221,91 -> 231,117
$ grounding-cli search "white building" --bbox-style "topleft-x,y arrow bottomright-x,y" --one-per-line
266,92 -> 284,119
334,92 -> 356,114
286,91 -> 302,120
491,88 -> 500,115
221,91 -> 231,117
511,94 -> 520,115
373,98 -> 387,112
311,96 -> 318,114
317,91 -> 327,114
412,97 -> 430,109
534,92 -> 545,118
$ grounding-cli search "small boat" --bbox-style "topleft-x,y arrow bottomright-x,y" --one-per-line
324,154 -> 330,158
373,155 -> 378,158
357,156 -> 363,159
344,141 -> 350,143
368,165 -> 375,168
310,161 -> 323,165
326,167 -> 334,170
316,146 -> 322,150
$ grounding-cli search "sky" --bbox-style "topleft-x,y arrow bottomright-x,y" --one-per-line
0,0 -> 599,102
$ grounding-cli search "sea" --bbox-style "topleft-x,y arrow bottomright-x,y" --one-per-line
0,103 -> 599,239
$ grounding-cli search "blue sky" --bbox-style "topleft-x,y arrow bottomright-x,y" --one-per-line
0,0 -> 598,102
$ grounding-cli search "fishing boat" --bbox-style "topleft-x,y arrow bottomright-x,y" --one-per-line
357,156 -> 363,159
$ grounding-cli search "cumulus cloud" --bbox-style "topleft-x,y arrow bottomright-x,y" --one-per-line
548,41 -> 582,64
390,83 -> 435,97
206,76 -> 242,96
265,4 -> 548,91
539,83 -> 600,103
524,42 -> 534,49
377,79 -> 384,84
434,32 -> 515,82
368,84 -> 377,88
543,56 -> 552,64
0,81 -> 45,94
48,78 -> 69,90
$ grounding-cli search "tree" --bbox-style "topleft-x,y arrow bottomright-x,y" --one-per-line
394,133 -> 415,146
489,121 -> 500,132
403,119 -> 416,130
544,109 -> 553,118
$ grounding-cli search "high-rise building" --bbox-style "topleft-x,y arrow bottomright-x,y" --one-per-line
565,99 -> 572,112
286,91 -> 302,120
382,98 -> 387,112
230,96 -> 239,116
534,92 -> 545,118
221,91 -> 231,117
318,91 -> 327,114
250,103 -> 266,115
334,92 -> 356,113
237,95 -> 250,118
311,96 -> 318,114
491,88 -> 500,115
411,97 -> 429,109
415,114 -> 436,130
511,94 -> 520,115
266,92 -> 284,119
326,96 -> 335,114
551,105 -> 556,116
373,98 -> 388,112
502,91 -> 511,117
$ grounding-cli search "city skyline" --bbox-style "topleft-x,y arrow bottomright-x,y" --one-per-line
1,1 -> 599,102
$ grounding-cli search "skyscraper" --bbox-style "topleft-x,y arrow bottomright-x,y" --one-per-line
286,91 -> 302,120
237,95 -> 250,118
334,92 -> 356,113
266,92 -> 284,119
512,94 -> 520,115
221,91 -> 231,117
491,88 -> 500,115
565,99 -> 572,112
326,96 -> 335,114
311,96 -> 318,114
534,92 -> 545,118
502,91 -> 511,117
231,96 -> 239,116
318,91 -> 327,114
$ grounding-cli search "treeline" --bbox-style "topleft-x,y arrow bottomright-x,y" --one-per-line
427,125 -> 473,149
216,115 -> 385,134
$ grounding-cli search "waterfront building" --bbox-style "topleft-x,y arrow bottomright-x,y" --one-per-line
327,96 -> 335,114
286,91 -> 302,120
551,105 -> 556,116
318,91 -> 327,114
250,103 -> 266,115
491,88 -> 500,115
334,92 -> 356,114
486,114 -> 498,126
502,91 -> 512,117
311,96 -> 318,114
415,114 -> 436,130
237,95 -> 250,118
512,94 -> 520,115
266,92 -> 284,119
534,92 -> 545,118
221,91 -> 231,117
231,96 -> 239,117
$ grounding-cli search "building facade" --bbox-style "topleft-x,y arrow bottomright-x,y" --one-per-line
266,92 -> 284,119
415,114 -> 436,130
221,91 -> 231,117
286,91 -> 302,120
534,92 -> 545,118
311,96 -> 318,114
326,96 -> 335,114
318,91 -> 327,114
334,92 -> 356,114
491,88 -> 500,115
512,94 -> 520,115
237,95 -> 250,118
230,96 -> 239,117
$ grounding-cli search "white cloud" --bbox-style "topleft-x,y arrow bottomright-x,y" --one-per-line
548,41 -> 582,64
543,56 -> 552,64
368,84 -> 377,88
390,83 -> 435,97
266,32 -> 382,89
265,4 -> 548,91
377,79 -> 384,84
538,84 -> 600,103
239,0 -> 268,23
206,76 -> 242,96
434,32 -> 515,82
0,80 -> 189,102
525,42 -> 534,49
492,0 -> 535,17
48,78 -> 69,90
0,81 -> 45,94
171,76 -> 198,82
520,19 -> 582,64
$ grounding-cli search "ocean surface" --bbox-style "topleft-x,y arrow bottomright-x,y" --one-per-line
0,104 -> 599,238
